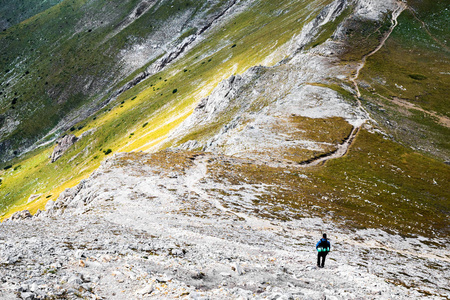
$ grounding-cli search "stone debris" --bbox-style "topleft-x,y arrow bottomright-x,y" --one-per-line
1,151 -> 448,299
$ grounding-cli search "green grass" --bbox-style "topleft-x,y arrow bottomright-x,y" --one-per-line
0,0 -> 334,217
209,129 -> 450,237
0,0 -> 63,30
357,6 -> 450,160
0,0 -> 236,162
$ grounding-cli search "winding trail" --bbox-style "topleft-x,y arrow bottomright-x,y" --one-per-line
350,3 -> 407,99
298,2 -> 407,168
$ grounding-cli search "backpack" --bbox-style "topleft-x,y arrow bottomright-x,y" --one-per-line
317,239 -> 330,253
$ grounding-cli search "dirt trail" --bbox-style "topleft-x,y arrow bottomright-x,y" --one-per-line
296,2 -> 407,168
350,3 -> 407,99
392,97 -> 450,128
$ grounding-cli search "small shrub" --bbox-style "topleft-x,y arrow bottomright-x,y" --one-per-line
13,165 -> 21,171
70,126 -> 75,131
3,165 -> 12,170
46,195 -> 52,198
231,44 -> 236,48
172,89 -> 178,94
142,122 -> 148,128
131,96 -> 137,100
103,149 -> 112,155
408,74 -> 427,81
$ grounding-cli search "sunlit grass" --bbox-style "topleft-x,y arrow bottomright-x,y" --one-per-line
1,0 -> 333,218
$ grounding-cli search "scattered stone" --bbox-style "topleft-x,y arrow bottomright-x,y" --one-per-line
20,292 -> 35,300
27,194 -> 41,204
68,275 -> 83,286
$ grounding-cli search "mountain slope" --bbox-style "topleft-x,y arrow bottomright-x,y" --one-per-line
0,0 -> 449,298
0,0 -> 334,217
0,0 -> 240,162
1,151 -> 448,299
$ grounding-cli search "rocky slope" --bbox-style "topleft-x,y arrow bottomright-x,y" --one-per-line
1,152 -> 449,299
0,0 -> 241,162
0,0 -> 449,298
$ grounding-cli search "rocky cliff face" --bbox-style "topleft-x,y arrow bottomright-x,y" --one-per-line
50,135 -> 79,163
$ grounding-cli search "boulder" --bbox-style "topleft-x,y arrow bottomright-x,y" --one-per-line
51,134 -> 78,163
9,210 -> 32,221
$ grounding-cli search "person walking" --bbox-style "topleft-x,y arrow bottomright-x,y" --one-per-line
316,233 -> 331,268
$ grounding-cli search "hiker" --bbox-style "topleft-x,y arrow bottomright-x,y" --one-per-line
316,233 -> 331,268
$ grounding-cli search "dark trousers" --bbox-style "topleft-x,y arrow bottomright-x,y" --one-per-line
317,252 -> 328,267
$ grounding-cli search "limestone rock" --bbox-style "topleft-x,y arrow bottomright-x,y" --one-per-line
9,210 -> 32,221
51,134 -> 78,163
27,194 -> 41,204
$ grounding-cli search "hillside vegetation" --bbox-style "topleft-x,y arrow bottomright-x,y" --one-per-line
0,0 -> 449,239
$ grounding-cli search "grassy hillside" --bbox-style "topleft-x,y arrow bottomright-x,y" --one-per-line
0,0 -> 63,31
0,0 -> 332,219
0,0 -> 237,162
357,0 -> 450,160
208,129 -> 449,237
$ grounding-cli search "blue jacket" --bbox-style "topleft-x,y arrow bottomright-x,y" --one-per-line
316,238 -> 331,250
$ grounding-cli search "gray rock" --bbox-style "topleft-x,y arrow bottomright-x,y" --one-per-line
135,283 -> 153,295
20,292 -> 35,300
44,200 -> 55,211
231,262 -> 244,275
9,210 -> 32,221
51,134 -> 78,163
68,275 -> 83,286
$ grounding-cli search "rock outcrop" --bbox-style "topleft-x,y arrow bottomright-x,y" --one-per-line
50,134 -> 78,163
8,210 -> 32,221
